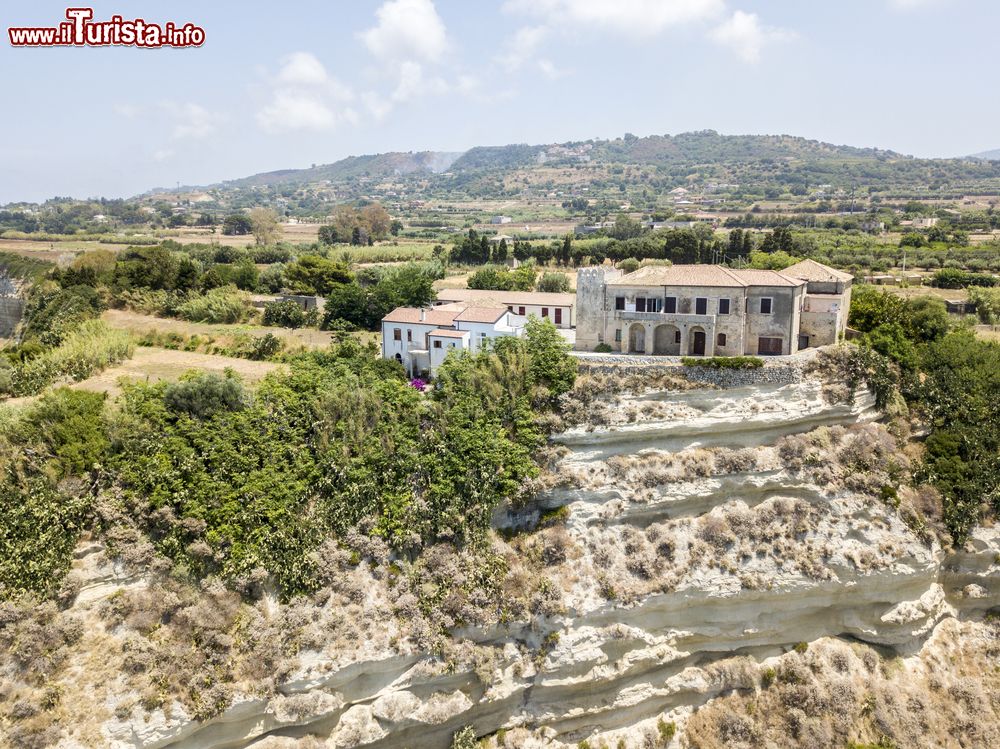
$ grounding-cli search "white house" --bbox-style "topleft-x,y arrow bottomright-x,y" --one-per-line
433,288 -> 575,328
381,303 -> 526,376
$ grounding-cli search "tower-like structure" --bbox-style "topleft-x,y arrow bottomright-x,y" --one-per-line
574,266 -> 621,351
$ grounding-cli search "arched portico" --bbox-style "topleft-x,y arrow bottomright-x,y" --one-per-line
653,324 -> 681,355
628,323 -> 646,354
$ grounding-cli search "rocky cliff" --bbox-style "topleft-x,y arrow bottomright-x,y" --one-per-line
11,360 -> 999,749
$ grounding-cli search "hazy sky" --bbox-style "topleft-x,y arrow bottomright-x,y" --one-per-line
1,0 -> 996,203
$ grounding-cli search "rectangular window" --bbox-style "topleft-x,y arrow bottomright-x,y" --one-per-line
615,329 -> 622,342
718,298 -> 731,315
507,305 -> 513,312
636,297 -> 646,313
406,330 -> 412,342
393,328 -> 401,341
615,296 -> 625,311
760,298 -> 773,314
433,340 -> 442,349
554,308 -> 562,324
717,333 -> 727,347
664,297 -> 677,314
695,297 -> 707,315
541,307 -> 549,317
518,306 -> 526,315
674,330 -> 681,344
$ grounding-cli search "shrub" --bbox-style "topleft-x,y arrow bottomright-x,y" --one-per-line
451,726 -> 477,749
658,718 -> 677,743
761,666 -> 777,687
594,343 -> 613,353
537,272 -> 571,293
263,300 -> 316,329
176,286 -> 254,324
8,320 -> 134,396
682,356 -> 763,369
164,372 -> 247,420
618,258 -> 640,273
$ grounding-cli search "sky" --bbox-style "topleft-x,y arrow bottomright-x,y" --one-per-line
1,0 -> 997,204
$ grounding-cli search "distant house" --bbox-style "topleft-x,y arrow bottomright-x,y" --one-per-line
433,288 -> 575,328
491,215 -> 512,225
381,304 -> 525,376
860,220 -> 886,234
864,275 -> 898,286
910,217 -> 939,229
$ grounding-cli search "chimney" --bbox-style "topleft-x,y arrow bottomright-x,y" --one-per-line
419,309 -> 425,322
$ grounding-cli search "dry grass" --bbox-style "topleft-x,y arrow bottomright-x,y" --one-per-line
685,619 -> 1000,749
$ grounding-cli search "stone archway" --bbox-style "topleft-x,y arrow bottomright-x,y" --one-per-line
653,324 -> 681,355
689,326 -> 707,356
628,323 -> 646,354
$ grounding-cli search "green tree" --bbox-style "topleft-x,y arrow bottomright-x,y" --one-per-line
249,207 -> 281,246
523,316 -> 577,402
284,255 -> 353,295
222,214 -> 252,236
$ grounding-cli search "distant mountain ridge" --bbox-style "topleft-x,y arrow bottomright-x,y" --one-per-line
970,148 -> 1000,161
153,130 -> 1000,197
218,150 -> 463,189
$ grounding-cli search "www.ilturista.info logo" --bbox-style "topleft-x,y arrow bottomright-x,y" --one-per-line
8,7 -> 205,48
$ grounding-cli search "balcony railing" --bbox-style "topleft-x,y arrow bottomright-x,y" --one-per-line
614,310 -> 717,325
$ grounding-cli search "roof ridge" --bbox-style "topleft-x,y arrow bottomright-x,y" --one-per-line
718,265 -> 749,287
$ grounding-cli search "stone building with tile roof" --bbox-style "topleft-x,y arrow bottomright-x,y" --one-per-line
576,260 -> 852,357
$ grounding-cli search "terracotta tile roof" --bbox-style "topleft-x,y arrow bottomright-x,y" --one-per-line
454,306 -> 509,323
428,328 -> 468,338
434,288 -> 575,307
382,307 -> 460,326
732,269 -> 804,288
610,264 -> 803,288
610,265 -> 746,288
782,259 -> 854,283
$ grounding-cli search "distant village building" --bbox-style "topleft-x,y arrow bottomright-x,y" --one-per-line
491,215 -> 512,225
909,217 -> 940,229
433,288 -> 574,328
575,259 -> 852,357
381,304 -> 525,376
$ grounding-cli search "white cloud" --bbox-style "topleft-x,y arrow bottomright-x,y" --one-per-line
496,25 -> 549,72
277,51 -> 332,86
152,148 -> 173,162
162,102 -> 223,140
503,0 -> 726,38
360,0 -> 448,64
114,103 -> 141,119
709,10 -> 795,64
888,0 -> 941,9
537,58 -> 569,80
256,52 -> 356,133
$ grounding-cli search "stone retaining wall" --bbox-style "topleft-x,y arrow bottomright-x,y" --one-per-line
574,349 -> 818,388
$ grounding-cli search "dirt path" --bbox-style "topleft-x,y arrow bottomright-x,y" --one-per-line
3,346 -> 283,410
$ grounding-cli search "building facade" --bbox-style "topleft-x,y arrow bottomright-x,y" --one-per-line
432,288 -> 575,328
381,304 -> 525,376
576,260 -> 851,357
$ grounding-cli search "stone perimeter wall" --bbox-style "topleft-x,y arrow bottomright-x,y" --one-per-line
575,351 -> 811,388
